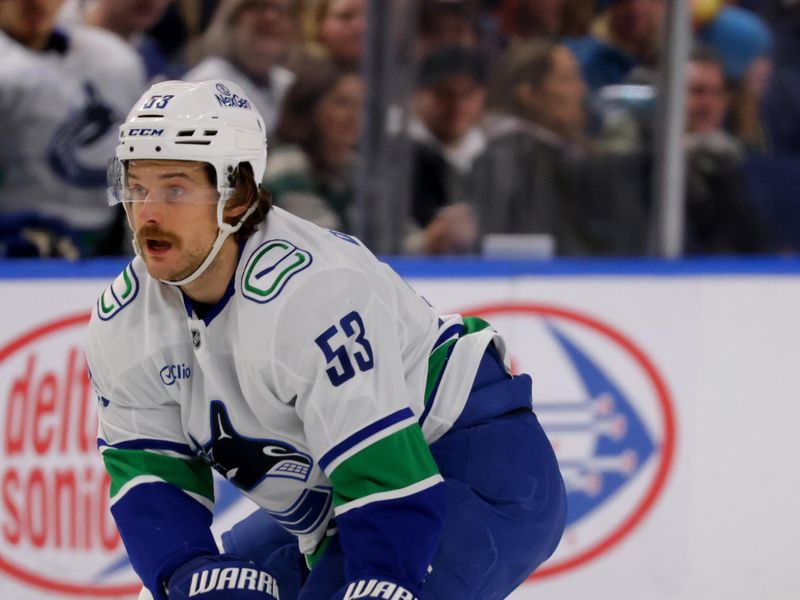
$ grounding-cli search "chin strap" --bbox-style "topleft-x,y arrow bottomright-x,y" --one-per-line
158,199 -> 258,287
157,225 -> 232,287
126,187 -> 259,288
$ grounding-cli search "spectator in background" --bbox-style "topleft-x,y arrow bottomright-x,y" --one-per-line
683,46 -> 772,253
489,40 -> 587,150
487,38 -> 650,255
265,60 -> 363,233
0,0 -> 145,257
82,0 -> 178,81
301,0 -> 366,70
408,46 -> 487,254
566,0 -> 665,91
410,43 -> 596,256
184,0 -> 295,134
495,0 -> 566,40
697,4 -> 773,152
418,0 -> 477,55
481,40 -> 590,250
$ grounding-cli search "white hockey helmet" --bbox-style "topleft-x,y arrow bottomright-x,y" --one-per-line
110,80 -> 267,287
111,79 -> 267,197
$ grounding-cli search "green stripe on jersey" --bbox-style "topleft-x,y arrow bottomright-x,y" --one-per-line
329,424 -> 439,507
305,533 -> 334,570
103,448 -> 214,502
424,316 -> 493,404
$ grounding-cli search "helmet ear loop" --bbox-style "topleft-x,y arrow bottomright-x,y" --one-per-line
216,166 -> 258,234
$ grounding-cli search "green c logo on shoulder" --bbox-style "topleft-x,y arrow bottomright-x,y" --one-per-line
97,263 -> 139,320
242,239 -> 312,304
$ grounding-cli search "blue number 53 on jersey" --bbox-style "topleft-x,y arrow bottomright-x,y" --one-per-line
315,311 -> 375,386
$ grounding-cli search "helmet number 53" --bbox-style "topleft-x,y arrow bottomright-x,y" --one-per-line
315,311 -> 375,387
142,94 -> 175,110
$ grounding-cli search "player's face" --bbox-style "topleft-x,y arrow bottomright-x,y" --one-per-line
125,160 -> 220,282
0,0 -> 63,49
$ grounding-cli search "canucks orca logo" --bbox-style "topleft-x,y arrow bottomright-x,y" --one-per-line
190,401 -> 313,491
47,82 -> 117,188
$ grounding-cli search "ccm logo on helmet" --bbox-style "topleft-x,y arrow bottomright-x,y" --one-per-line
214,82 -> 251,109
128,128 -> 165,136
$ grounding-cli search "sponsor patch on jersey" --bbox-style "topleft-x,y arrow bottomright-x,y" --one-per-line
160,363 -> 192,385
241,239 -> 312,304
97,263 -> 139,321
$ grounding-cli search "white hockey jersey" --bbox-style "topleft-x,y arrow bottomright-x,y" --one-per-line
86,207 -> 502,565
0,26 -> 145,230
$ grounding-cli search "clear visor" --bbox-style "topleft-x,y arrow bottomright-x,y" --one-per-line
106,159 -> 232,206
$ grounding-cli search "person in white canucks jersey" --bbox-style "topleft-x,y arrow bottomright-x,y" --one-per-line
0,0 -> 146,256
86,78 -> 566,600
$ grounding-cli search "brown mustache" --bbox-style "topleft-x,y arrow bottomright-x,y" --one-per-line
136,224 -> 181,249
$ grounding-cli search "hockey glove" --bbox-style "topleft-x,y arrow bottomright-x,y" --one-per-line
167,554 -> 281,600
332,577 -> 420,600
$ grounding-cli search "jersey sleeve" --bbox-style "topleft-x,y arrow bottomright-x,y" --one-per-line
86,316 -> 218,599
271,266 -> 445,594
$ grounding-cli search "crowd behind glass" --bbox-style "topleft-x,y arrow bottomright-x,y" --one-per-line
1,0 -> 798,259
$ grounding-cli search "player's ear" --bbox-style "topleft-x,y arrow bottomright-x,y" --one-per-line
222,163 -> 257,220
224,199 -> 250,220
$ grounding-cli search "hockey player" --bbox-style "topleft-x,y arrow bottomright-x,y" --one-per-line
0,0 -> 146,256
87,79 -> 566,600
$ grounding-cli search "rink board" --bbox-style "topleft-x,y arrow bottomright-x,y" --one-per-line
0,257 -> 796,600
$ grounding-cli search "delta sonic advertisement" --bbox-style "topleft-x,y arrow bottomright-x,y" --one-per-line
0,308 -> 131,597
0,269 -> 682,599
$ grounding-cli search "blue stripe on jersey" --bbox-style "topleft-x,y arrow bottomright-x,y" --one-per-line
335,481 -> 446,590
432,322 -> 463,351
319,408 -> 415,472
419,341 -> 458,427
97,437 -> 196,457
110,481 -> 218,597
267,486 -> 333,535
